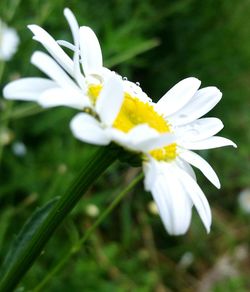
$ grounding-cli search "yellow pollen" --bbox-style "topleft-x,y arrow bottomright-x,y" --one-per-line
150,143 -> 177,161
87,84 -> 178,161
113,93 -> 171,133
88,84 -> 102,104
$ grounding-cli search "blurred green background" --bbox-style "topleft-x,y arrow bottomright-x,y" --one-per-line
0,0 -> 250,291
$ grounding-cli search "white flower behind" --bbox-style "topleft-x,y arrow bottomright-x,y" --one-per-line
3,9 -> 90,110
238,188 -> 250,214
3,9 -> 149,109
0,19 -> 19,61
2,8 -> 237,236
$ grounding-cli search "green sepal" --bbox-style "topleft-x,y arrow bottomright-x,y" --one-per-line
118,148 -> 142,167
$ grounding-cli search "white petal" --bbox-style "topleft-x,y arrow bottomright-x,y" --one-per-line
179,136 -> 237,150
38,87 -> 90,109
28,24 -> 74,76
143,158 -> 159,191
144,161 -> 193,235
3,77 -> 56,101
156,77 -> 201,116
175,118 -> 224,142
126,125 -> 176,151
179,150 -> 220,188
63,8 -> 85,89
122,80 -> 150,103
64,8 -> 79,43
175,157 -> 196,181
31,51 -> 79,90
175,167 -> 212,233
104,127 -> 142,152
169,87 -> 222,126
95,67 -> 113,82
96,74 -> 124,126
57,40 -> 76,51
108,125 -> 175,152
79,26 -> 103,76
70,113 -> 110,145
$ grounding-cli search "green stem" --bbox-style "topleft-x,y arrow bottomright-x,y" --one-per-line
0,146 -> 120,292
0,104 -> 46,123
0,101 -> 13,165
0,61 -> 5,82
33,172 -> 143,292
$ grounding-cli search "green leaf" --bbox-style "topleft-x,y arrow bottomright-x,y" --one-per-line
0,146 -> 119,292
0,196 -> 60,276
0,208 -> 14,251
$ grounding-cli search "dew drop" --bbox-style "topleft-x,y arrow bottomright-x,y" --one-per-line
123,77 -> 128,80
136,82 -> 140,86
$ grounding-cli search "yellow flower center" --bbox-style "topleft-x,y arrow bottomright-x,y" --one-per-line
87,84 -> 178,161
88,84 -> 102,104
113,93 -> 171,133
150,143 -> 177,161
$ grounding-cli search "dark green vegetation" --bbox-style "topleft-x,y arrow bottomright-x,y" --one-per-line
0,0 -> 250,291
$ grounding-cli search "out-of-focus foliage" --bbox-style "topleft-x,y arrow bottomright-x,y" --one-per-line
0,0 -> 249,291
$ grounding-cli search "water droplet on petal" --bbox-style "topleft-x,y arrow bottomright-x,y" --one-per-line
136,82 -> 140,86
123,77 -> 128,80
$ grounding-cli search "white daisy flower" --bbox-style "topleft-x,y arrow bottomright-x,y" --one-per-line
70,76 -> 236,235
0,19 -> 19,61
2,8 -> 236,236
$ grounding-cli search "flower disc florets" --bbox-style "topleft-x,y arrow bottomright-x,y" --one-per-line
87,82 -> 178,161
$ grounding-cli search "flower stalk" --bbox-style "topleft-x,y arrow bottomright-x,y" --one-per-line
33,172 -> 144,292
0,145 -> 120,292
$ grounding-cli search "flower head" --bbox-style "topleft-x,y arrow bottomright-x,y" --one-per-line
0,19 -> 19,61
71,76 -> 236,235
3,8 -> 237,236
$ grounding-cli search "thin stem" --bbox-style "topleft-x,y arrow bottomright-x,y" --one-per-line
0,101 -> 13,165
0,146 -> 120,292
0,61 -> 5,82
0,104 -> 46,122
33,172 -> 144,292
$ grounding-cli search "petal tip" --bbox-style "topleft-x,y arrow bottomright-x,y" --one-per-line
216,89 -> 223,100
228,140 -> 237,148
63,7 -> 70,14
2,84 -> 11,99
27,24 -> 38,33
63,7 -> 74,18
209,87 -> 223,100
215,177 -> 221,189
187,76 -> 201,87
